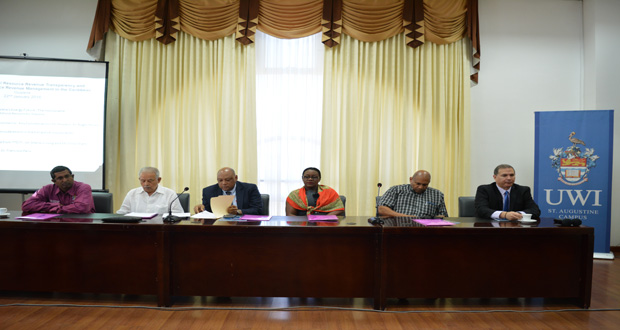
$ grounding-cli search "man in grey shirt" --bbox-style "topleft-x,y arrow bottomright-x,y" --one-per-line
378,170 -> 448,219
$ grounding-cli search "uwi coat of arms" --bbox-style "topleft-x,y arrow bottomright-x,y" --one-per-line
549,132 -> 599,186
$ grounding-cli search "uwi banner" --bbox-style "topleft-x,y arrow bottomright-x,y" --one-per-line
534,110 -> 614,253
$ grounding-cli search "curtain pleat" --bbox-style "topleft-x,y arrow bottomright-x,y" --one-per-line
322,0 -> 342,47
87,0 -> 112,54
88,0 -> 479,81
341,0 -> 404,42
110,0 -> 158,41
466,0 -> 479,83
423,0 -> 467,45
89,0 -> 477,46
180,0 -> 238,41
236,0 -> 259,44
258,0 -> 323,39
155,0 -> 181,44
403,0 -> 424,47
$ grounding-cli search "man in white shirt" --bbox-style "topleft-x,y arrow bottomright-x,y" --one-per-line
117,167 -> 184,214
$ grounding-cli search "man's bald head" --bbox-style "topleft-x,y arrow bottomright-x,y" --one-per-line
217,167 -> 236,176
410,170 -> 431,194
217,167 -> 238,191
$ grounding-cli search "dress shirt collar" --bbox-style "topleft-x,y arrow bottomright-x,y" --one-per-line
223,184 -> 237,195
52,182 -> 80,197
496,184 -> 512,196
139,185 -> 163,196
407,184 -> 428,196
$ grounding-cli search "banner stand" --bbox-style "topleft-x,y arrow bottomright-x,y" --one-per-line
534,110 -> 614,256
594,252 -> 614,260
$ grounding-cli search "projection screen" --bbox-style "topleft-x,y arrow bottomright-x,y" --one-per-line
0,56 -> 108,192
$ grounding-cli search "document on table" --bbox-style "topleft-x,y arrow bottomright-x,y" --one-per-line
125,212 -> 158,219
308,214 -> 339,221
190,195 -> 235,220
16,213 -> 60,220
239,215 -> 272,221
210,195 -> 235,218
413,219 -> 455,226
191,211 -> 219,219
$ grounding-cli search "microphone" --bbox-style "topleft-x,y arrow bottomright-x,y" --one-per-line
369,183 -> 383,225
163,187 -> 189,223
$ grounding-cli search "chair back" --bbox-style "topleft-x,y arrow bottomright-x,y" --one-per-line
92,192 -> 113,213
458,196 -> 475,217
260,194 -> 270,215
340,195 -> 346,216
178,193 -> 190,212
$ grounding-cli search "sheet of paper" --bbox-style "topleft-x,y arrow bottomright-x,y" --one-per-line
190,211 -> 218,219
125,212 -> 157,219
16,213 -> 60,220
210,195 -> 235,218
308,214 -> 338,221
413,219 -> 455,226
239,215 -> 272,221
172,212 -> 191,218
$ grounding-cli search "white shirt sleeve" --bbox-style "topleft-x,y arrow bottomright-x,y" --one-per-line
116,189 -> 135,214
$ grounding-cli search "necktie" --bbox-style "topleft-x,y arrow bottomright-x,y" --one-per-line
225,191 -> 237,206
503,191 -> 510,211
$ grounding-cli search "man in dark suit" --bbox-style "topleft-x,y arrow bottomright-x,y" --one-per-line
193,167 -> 263,215
475,164 -> 541,220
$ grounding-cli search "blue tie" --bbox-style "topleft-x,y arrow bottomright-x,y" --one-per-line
503,191 -> 510,211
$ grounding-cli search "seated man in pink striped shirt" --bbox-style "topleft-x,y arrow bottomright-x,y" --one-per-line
22,165 -> 96,214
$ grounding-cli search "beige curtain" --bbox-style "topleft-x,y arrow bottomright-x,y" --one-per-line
88,1 -> 479,83
321,33 -> 470,216
90,0 -> 472,42
259,0 -> 323,39
104,31 -> 256,210
95,1 -> 474,213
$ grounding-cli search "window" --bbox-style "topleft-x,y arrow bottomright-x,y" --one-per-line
256,31 -> 325,215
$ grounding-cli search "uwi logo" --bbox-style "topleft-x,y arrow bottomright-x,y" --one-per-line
549,132 -> 599,186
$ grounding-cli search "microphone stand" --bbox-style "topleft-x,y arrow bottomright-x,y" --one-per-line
369,183 -> 383,225
163,187 -> 189,223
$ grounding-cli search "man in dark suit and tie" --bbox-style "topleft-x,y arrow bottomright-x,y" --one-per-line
193,167 -> 263,215
475,164 -> 541,220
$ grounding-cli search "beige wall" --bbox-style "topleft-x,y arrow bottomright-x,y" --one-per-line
0,0 -> 99,209
471,0 -> 620,248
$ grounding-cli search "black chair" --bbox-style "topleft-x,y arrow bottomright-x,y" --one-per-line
178,193 -> 190,212
340,195 -> 346,216
260,194 -> 270,215
92,192 -> 113,213
458,196 -> 475,217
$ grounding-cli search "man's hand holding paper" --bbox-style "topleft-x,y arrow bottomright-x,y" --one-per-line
211,194 -> 235,217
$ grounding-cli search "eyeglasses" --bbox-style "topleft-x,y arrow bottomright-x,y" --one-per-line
302,176 -> 319,180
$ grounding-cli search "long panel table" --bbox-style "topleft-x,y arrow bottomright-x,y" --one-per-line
168,217 -> 380,308
0,213 -> 167,305
379,218 -> 593,309
0,213 -> 593,309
